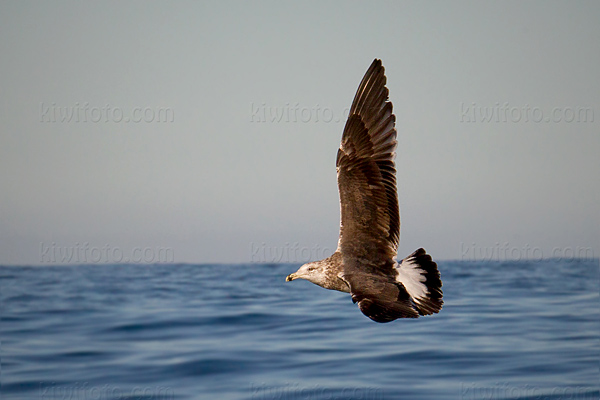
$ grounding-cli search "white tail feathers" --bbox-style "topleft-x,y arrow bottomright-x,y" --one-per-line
395,248 -> 443,316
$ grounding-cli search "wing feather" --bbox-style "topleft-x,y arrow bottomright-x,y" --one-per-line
336,59 -> 399,263
331,60 -> 441,322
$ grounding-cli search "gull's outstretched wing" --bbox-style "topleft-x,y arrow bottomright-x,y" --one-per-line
336,59 -> 399,264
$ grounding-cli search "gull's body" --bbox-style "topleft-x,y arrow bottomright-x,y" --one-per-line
286,59 -> 443,323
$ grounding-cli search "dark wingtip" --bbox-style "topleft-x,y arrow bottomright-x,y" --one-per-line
358,297 -> 419,323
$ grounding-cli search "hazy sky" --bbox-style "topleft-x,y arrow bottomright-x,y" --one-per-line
1,1 -> 598,265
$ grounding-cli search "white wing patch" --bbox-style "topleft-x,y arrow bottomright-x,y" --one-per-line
395,258 -> 428,302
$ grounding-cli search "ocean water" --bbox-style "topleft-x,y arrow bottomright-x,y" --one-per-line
1,259 -> 598,400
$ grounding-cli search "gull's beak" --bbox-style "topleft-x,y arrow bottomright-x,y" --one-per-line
286,273 -> 296,282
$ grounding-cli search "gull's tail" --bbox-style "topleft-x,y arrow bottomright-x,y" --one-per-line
395,248 -> 443,316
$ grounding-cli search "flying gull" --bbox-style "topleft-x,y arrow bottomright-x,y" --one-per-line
286,59 -> 443,323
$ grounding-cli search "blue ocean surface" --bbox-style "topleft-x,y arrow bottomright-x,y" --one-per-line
1,259 -> 598,400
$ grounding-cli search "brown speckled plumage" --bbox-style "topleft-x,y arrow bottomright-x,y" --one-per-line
286,60 -> 443,323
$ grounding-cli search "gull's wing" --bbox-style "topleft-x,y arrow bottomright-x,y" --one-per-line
336,59 -> 399,264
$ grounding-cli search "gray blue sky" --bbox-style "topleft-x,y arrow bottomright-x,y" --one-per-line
1,1 -> 598,265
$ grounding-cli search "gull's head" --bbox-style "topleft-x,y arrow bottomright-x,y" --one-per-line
286,261 -> 321,283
